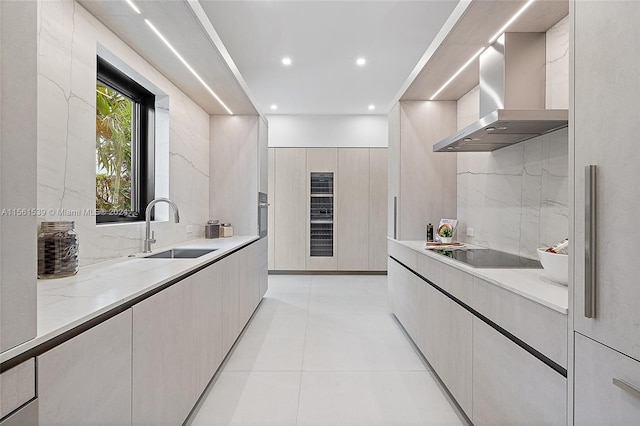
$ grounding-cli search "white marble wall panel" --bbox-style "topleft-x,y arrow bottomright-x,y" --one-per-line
37,1 -> 210,265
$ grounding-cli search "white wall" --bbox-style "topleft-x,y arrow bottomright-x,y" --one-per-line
267,115 -> 388,148
455,16 -> 570,259
37,0 -> 210,265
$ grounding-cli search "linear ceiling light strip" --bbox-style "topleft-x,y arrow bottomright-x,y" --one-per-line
430,0 -> 536,101
144,19 -> 234,115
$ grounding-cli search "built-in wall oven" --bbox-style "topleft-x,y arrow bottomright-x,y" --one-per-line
258,192 -> 268,238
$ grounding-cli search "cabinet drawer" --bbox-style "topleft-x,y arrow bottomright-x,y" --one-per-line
472,318 -> 566,425
575,333 -> 640,424
0,358 -> 35,419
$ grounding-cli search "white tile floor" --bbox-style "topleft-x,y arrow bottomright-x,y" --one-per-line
189,274 -> 468,426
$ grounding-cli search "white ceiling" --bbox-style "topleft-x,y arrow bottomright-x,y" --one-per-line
198,1 -> 460,115
79,0 -> 567,118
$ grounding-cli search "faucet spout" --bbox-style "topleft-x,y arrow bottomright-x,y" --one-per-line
144,198 -> 180,253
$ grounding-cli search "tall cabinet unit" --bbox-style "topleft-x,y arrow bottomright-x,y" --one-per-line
269,147 -> 388,272
387,101 -> 457,240
572,1 -> 640,422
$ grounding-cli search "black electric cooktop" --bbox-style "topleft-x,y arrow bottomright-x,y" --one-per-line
434,248 -> 542,269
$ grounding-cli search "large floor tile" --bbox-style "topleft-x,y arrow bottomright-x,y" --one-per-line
309,275 -> 389,315
296,371 -> 465,426
303,314 -> 425,371
224,315 -> 308,371
189,371 -> 301,426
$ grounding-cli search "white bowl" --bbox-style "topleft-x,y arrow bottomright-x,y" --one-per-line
537,248 -> 568,285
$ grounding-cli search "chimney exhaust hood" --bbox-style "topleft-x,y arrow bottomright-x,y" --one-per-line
434,32 -> 568,153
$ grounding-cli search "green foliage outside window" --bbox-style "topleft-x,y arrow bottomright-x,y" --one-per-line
96,83 -> 133,213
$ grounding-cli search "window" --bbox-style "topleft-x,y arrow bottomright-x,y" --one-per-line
96,57 -> 155,223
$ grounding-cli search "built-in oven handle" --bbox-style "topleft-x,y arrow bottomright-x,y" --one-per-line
585,165 -> 597,318
259,203 -> 270,207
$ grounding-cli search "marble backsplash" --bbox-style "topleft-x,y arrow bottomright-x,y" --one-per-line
457,129 -> 569,259
37,1 -> 210,265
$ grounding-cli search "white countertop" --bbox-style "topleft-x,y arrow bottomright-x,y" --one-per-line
1,236 -> 258,364
393,240 -> 569,315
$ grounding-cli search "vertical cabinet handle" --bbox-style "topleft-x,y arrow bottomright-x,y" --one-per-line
585,165 -> 597,318
613,378 -> 640,400
393,196 -> 398,239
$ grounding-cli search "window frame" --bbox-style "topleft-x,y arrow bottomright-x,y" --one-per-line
96,57 -> 155,224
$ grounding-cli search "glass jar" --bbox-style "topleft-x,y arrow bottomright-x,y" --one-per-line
38,221 -> 79,279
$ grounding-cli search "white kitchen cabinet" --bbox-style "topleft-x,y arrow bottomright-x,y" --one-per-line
221,253 -> 241,354
38,311 -> 132,426
210,115 -> 269,237
306,148 -> 338,270
387,101 -> 457,240
387,257 -> 420,340
257,237 -> 268,298
574,333 -> 640,424
0,358 -> 35,419
132,277 -> 200,425
419,281 -> 473,417
472,318 -> 566,426
572,0 -> 640,361
572,1 -> 640,421
0,0 -> 37,352
337,148 -> 370,270
369,148 -> 388,270
273,148 -> 307,270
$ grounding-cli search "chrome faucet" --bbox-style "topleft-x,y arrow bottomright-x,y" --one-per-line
144,198 -> 180,253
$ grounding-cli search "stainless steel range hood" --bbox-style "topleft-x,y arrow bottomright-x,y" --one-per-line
434,32 -> 568,152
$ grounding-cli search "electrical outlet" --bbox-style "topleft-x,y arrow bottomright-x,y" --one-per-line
186,224 -> 194,234
466,228 -> 475,237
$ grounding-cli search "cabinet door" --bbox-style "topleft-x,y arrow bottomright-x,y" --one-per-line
307,148 -> 338,270
337,148 -> 370,270
274,148 -> 307,270
192,262 -> 224,393
38,311 -> 132,426
268,148 -> 275,270
369,148 -> 388,270
420,282 -> 472,417
221,253 -> 241,354
574,333 -> 640,424
573,0 -> 640,360
387,258 -> 419,339
133,279 -> 199,425
258,117 -> 268,194
472,318 -> 566,426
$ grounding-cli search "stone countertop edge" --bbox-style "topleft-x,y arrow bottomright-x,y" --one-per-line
0,236 -> 259,364
390,239 -> 569,315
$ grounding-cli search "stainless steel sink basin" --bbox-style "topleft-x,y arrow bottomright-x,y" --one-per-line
144,248 -> 217,259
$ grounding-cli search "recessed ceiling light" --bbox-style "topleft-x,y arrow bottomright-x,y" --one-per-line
282,57 -> 292,66
145,19 -> 233,115
124,0 -> 141,14
356,58 -> 366,66
270,104 -> 278,110
368,105 -> 375,111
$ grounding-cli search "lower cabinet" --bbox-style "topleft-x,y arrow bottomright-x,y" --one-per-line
38,311 -> 132,426
574,333 -> 640,424
388,249 -> 567,425
472,318 -> 566,425
419,282 -> 473,416
133,243 -> 260,426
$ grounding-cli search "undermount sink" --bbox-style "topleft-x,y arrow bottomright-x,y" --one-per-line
144,248 -> 217,259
